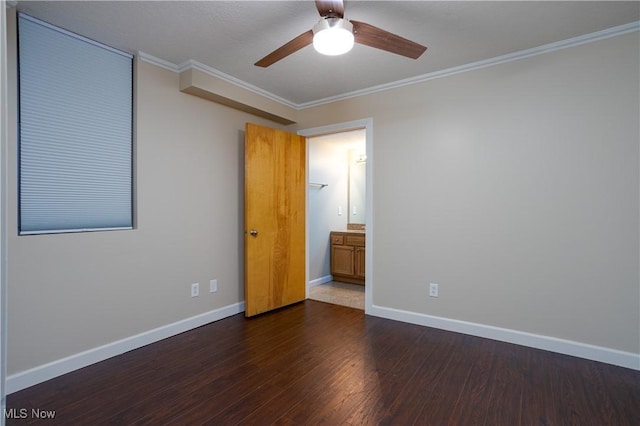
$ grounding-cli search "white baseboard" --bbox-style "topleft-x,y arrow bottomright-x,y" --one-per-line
368,304 -> 640,371
6,302 -> 245,394
7,300 -> 637,395
309,275 -> 332,287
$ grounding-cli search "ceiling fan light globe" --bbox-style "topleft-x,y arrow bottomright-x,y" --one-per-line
312,18 -> 354,56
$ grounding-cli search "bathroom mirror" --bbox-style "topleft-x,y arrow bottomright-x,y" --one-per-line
348,148 -> 366,225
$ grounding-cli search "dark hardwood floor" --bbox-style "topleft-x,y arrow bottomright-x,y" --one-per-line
6,300 -> 640,425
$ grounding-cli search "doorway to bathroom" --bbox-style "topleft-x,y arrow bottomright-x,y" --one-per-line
298,119 -> 372,312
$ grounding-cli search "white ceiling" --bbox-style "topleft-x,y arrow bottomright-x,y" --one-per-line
12,1 -> 640,106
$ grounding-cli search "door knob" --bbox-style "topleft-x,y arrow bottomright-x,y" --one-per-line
249,229 -> 258,237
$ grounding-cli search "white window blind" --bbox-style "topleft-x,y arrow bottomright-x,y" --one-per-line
18,14 -> 133,234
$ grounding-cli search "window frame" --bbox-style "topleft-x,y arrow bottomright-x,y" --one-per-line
17,13 -> 135,235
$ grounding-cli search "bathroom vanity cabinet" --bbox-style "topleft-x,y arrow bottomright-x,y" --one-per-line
330,231 -> 365,285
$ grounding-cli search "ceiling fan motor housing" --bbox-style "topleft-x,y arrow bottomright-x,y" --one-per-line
312,18 -> 355,56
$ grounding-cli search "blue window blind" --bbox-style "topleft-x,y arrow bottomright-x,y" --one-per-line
18,14 -> 133,234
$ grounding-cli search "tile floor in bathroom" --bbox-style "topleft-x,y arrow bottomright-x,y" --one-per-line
308,281 -> 364,310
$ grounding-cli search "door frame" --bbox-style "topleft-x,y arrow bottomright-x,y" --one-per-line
298,118 -> 373,313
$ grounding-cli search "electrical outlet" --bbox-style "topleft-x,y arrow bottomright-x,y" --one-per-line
191,283 -> 199,298
429,283 -> 439,298
210,279 -> 218,293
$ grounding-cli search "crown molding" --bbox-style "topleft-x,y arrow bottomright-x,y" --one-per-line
176,59 -> 298,109
137,20 -> 639,111
136,52 -> 298,109
297,20 -> 640,109
136,51 -> 180,73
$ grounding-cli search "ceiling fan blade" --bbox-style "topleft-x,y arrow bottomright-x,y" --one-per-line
255,30 -> 314,67
315,0 -> 344,18
351,20 -> 427,59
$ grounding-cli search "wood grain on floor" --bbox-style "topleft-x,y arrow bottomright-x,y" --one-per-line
6,300 -> 639,425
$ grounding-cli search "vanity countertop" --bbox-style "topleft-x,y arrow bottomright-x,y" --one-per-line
345,223 -> 365,232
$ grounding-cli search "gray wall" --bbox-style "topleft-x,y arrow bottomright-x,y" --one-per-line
308,135 -> 348,282
4,12 -> 639,379
295,32 -> 640,354
6,12 -> 283,374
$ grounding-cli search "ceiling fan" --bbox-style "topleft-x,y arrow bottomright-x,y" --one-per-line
255,0 -> 427,67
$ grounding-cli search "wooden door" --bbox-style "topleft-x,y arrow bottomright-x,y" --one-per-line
244,123 -> 306,317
